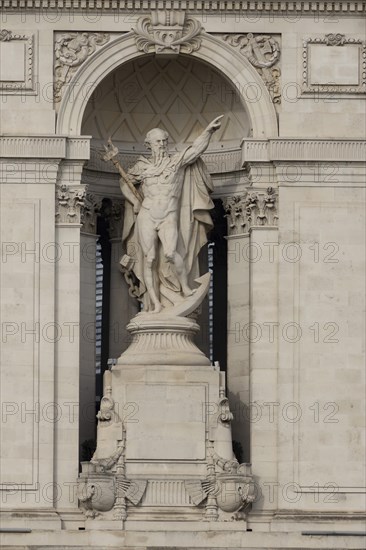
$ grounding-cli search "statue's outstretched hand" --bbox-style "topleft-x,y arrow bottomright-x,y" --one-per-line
207,115 -> 224,133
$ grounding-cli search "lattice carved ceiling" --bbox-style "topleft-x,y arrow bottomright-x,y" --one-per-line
81,55 -> 250,150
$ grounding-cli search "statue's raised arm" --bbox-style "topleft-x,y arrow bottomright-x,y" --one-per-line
181,115 -> 223,166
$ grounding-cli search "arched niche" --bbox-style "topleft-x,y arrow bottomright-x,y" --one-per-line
57,32 -> 278,139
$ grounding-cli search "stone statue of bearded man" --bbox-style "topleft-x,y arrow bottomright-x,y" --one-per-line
104,115 -> 223,314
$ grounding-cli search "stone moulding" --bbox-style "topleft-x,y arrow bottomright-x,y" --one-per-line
117,315 -> 211,366
302,34 -> 366,95
1,1 -> 365,13
0,29 -> 35,93
242,138 -> 366,163
0,136 -> 90,159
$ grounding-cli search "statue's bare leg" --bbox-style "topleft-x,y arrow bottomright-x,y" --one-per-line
159,217 -> 194,297
138,212 -> 162,313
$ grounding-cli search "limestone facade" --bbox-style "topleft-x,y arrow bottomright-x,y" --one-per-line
0,2 -> 365,549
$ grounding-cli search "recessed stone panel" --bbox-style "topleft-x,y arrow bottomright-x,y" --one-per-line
0,198 -> 40,486
309,44 -> 360,86
0,41 -> 25,81
125,383 -> 206,460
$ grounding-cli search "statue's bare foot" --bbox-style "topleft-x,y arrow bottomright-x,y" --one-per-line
152,302 -> 163,313
182,286 -> 196,297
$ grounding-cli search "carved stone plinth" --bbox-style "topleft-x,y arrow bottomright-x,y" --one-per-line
78,360 -> 254,525
117,315 -> 210,366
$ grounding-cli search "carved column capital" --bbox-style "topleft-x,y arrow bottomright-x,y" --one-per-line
55,183 -> 87,225
102,199 -> 124,241
223,187 -> 278,236
80,192 -> 104,234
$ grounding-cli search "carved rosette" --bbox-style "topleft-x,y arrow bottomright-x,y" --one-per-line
132,11 -> 202,55
223,187 -> 278,235
54,32 -> 110,102
221,33 -> 281,104
55,184 -> 86,224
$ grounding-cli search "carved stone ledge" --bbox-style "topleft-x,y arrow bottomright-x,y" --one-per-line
54,32 -> 110,103
66,137 -> 91,160
0,30 -> 35,93
2,1 -> 365,14
0,137 -> 66,158
223,187 -> 278,236
242,139 -> 366,163
55,183 -> 87,225
220,33 -> 281,104
0,136 -> 90,160
133,11 -> 202,56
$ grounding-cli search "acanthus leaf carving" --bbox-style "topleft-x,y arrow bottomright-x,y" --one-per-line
223,187 -> 278,235
54,32 -> 110,102
222,33 -> 281,104
55,183 -> 87,225
133,11 -> 202,55
80,192 -> 103,234
0,29 -> 13,41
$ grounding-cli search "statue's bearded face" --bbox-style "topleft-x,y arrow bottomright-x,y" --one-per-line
145,129 -> 169,161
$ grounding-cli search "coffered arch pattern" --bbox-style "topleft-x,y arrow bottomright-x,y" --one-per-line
57,32 -> 278,139
82,55 -> 251,148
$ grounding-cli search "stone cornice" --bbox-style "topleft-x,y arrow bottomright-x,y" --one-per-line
0,136 -> 90,160
0,1 -> 365,14
242,139 -> 366,163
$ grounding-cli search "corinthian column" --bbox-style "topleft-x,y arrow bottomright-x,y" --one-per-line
225,186 -> 279,512
223,195 -> 251,462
